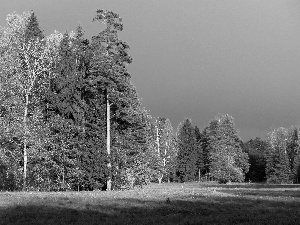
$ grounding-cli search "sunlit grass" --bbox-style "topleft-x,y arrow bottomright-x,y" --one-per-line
1,182 -> 300,224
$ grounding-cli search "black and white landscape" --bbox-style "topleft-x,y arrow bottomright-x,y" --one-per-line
0,1 -> 300,224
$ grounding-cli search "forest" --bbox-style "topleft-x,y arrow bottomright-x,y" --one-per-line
0,10 -> 300,192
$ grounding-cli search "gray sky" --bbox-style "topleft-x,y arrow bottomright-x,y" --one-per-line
1,0 -> 300,141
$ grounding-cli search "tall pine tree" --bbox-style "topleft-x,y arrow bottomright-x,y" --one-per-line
87,10 -> 151,189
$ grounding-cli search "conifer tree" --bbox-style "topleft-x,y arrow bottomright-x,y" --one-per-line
265,127 -> 291,183
176,119 -> 197,182
24,11 -> 44,42
194,126 -> 204,181
86,10 -> 150,189
286,126 -> 300,183
242,137 -> 267,182
0,9 -> 152,191
200,128 -> 210,175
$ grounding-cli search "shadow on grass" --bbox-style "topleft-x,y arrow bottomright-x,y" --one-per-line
217,189 -> 300,198
1,194 -> 300,225
206,183 -> 300,189
0,205 -> 108,225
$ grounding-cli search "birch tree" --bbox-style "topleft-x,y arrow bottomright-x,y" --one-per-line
0,12 -> 58,190
265,127 -> 291,183
286,126 -> 300,183
153,117 -> 177,183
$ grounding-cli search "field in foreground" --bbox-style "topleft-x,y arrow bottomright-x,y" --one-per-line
0,182 -> 300,225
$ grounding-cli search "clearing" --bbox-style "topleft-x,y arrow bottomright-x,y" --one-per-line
0,182 -> 300,225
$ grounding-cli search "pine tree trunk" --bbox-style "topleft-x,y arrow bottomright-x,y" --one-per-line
156,125 -> 160,154
23,94 -> 29,191
23,142 -> 27,191
62,169 -> 65,189
62,151 -> 65,189
106,93 -> 112,191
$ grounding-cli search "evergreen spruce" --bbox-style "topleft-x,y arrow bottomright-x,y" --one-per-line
24,11 -> 44,42
176,119 -> 197,182
194,126 -> 204,180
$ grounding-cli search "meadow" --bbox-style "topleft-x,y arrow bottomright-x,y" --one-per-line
0,182 -> 300,225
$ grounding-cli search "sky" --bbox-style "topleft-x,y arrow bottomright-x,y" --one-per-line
1,0 -> 300,141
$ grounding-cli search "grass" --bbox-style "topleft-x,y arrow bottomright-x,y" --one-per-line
0,182 -> 300,225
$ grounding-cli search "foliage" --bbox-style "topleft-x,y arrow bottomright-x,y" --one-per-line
88,10 -> 152,190
265,126 -> 300,184
265,127 -> 291,184
286,126 -> 300,183
0,9 -> 153,191
176,118 -> 197,182
194,126 -> 204,179
3,9 -> 299,192
0,11 -> 56,190
200,127 -> 211,175
242,137 -> 268,182
148,117 -> 177,183
204,114 -> 249,183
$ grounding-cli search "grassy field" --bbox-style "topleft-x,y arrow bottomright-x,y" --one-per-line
0,182 -> 300,225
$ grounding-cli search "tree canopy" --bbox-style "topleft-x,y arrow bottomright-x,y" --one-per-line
1,9 -> 300,191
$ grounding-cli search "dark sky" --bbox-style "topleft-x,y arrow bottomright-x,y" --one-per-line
2,0 -> 300,141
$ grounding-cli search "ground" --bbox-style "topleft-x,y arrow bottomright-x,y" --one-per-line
0,182 -> 300,225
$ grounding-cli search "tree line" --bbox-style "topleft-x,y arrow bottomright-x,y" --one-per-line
0,10 -> 299,191
243,126 -> 300,184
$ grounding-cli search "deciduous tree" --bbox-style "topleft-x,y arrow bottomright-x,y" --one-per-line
204,114 -> 249,183
0,11 -> 56,190
286,126 -> 300,183
265,127 -> 291,183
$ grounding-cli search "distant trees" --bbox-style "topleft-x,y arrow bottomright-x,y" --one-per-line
286,127 -> 300,183
265,128 -> 291,183
201,114 -> 249,183
265,126 -> 300,184
173,114 -> 249,184
150,117 -> 177,183
242,137 -> 267,182
169,114 -> 251,184
194,126 -> 204,181
176,118 -> 197,182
